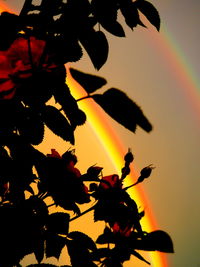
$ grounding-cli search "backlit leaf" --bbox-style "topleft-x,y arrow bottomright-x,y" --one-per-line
42,105 -> 74,144
69,68 -> 107,93
79,30 -> 109,70
136,0 -> 160,31
92,88 -> 152,133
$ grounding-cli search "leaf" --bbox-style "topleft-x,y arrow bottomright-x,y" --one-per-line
133,230 -> 174,253
136,0 -> 160,31
92,88 -> 152,133
91,0 -> 125,37
47,212 -> 70,235
69,68 -> 107,93
120,1 -> 140,30
68,231 -> 97,251
34,239 -> 45,263
96,227 -> 115,244
46,234 -> 66,260
101,20 -> 125,37
79,30 -> 109,70
53,84 -> 86,127
17,108 -> 44,145
42,105 -> 74,144
131,250 -> 150,265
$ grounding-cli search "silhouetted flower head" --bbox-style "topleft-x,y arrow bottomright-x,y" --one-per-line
112,221 -> 132,237
46,149 -> 90,205
0,36 -> 62,100
100,174 -> 122,190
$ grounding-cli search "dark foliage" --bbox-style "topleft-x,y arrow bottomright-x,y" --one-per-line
0,1 -> 173,267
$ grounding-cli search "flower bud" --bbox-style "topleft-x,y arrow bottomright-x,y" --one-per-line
124,149 -> 134,163
140,164 -> 155,179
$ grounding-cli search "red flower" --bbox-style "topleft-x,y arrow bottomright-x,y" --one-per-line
112,221 -> 132,237
46,149 -> 90,204
100,174 -> 122,190
0,36 -> 60,100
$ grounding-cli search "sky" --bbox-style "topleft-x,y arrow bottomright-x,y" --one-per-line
1,0 -> 200,267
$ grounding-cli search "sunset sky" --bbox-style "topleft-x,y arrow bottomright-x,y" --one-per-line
1,0 -> 200,267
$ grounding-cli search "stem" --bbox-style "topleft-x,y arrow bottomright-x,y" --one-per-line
123,182 -> 138,191
76,95 -> 93,102
70,205 -> 96,222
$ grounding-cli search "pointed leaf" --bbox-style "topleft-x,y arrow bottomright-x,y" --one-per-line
136,0 -> 160,31
46,234 -> 66,260
131,250 -> 150,264
68,231 -> 97,251
69,68 -> 107,93
102,21 -> 125,37
79,30 -> 109,70
42,105 -> 74,144
92,88 -> 152,133
120,1 -> 140,29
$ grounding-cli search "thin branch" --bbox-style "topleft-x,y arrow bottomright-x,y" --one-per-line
76,95 -> 93,102
70,204 -> 96,222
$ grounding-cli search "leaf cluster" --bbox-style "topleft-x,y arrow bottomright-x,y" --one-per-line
1,0 -> 160,69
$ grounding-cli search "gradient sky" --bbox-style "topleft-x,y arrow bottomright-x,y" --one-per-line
1,0 -> 200,267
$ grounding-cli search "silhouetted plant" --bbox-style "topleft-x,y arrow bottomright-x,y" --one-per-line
0,0 -> 173,266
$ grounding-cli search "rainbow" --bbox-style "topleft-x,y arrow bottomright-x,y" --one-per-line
4,2 -> 200,266
147,26 -> 200,121
67,70 -> 168,267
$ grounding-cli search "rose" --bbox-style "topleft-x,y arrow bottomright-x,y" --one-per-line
0,36 -> 61,100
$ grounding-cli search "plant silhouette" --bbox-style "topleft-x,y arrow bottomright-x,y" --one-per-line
0,0 -> 173,266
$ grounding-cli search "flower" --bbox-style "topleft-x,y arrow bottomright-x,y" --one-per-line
0,36 -> 61,100
100,174 -> 122,190
112,221 -> 132,237
46,149 -> 90,205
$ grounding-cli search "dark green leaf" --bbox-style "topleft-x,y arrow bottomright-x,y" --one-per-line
69,68 -> 107,93
42,105 -> 74,144
136,0 -> 160,31
92,88 -> 152,133
79,30 -> 109,70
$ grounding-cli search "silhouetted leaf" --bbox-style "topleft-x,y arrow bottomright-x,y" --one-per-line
91,0 -> 125,37
69,68 -> 107,93
68,231 -> 97,251
92,88 -> 152,133
53,84 -> 86,127
91,248 -> 111,260
133,230 -> 174,253
79,30 -> 109,70
34,239 -> 45,263
17,108 -> 44,145
42,105 -> 74,144
46,234 -> 66,259
136,0 -> 160,31
120,1 -> 140,29
96,227 -> 115,244
47,212 -> 70,235
131,250 -> 150,265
